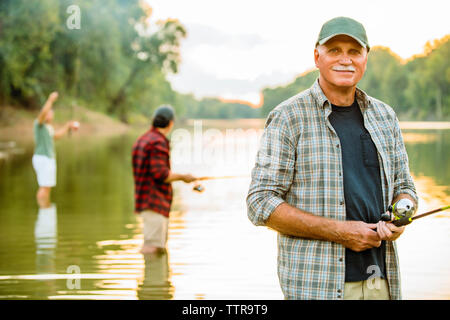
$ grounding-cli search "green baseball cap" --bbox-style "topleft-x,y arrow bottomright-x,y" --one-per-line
316,17 -> 370,50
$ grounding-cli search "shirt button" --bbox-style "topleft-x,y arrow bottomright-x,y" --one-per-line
337,295 -> 342,299
339,258 -> 343,262
336,144 -> 340,148
339,200 -> 344,205
337,289 -> 342,293
339,172 -> 342,176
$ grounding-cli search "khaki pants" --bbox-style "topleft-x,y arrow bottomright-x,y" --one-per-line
141,210 -> 169,248
344,278 -> 391,300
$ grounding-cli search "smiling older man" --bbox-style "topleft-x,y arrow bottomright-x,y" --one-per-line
247,17 -> 418,300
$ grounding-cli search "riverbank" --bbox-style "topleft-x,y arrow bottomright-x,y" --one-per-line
2,106 -> 450,142
0,105 -> 130,142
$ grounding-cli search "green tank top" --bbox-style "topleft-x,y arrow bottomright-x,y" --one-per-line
33,119 -> 55,158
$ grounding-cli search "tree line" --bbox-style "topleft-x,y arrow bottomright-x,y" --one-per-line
0,0 -> 259,122
0,1 -> 448,121
261,36 -> 449,120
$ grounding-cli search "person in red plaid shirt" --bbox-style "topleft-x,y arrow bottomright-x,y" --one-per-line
132,105 -> 197,254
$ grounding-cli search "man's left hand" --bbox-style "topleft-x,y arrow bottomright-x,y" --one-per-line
376,214 -> 405,241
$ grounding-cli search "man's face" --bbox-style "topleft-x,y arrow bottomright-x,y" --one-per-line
167,120 -> 174,134
314,35 -> 368,89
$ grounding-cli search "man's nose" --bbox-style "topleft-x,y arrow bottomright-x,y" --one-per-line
339,56 -> 352,65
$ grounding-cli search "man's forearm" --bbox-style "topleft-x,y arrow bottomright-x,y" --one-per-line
266,202 -> 344,243
163,172 -> 184,183
54,122 -> 71,140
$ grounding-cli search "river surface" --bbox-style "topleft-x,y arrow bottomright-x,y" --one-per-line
0,120 -> 448,299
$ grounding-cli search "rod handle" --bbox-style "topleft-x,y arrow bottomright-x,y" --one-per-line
380,213 -> 391,221
392,217 -> 413,227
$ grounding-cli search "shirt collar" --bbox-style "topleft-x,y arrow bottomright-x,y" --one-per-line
311,78 -> 371,110
150,126 -> 170,143
355,86 -> 371,110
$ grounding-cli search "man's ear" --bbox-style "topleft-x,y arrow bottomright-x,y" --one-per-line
314,48 -> 320,68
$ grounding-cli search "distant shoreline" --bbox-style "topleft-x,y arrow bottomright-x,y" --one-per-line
185,119 -> 450,130
399,122 -> 450,130
0,105 -> 129,142
1,106 -> 449,143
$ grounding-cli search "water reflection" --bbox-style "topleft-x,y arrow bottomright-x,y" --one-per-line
0,123 -> 448,300
137,251 -> 173,300
34,203 -> 57,298
393,129 -> 450,299
35,203 -> 57,274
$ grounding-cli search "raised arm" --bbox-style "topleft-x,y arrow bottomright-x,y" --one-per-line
37,92 -> 59,124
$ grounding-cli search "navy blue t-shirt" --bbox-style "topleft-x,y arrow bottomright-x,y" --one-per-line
328,99 -> 386,282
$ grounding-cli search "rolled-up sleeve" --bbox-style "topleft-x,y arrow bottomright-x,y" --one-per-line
246,109 -> 296,226
392,116 -> 418,205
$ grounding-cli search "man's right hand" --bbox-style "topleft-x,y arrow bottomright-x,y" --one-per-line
338,221 -> 381,252
181,174 -> 197,183
49,91 -> 59,102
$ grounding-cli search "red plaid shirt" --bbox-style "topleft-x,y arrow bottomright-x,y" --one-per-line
132,127 -> 173,217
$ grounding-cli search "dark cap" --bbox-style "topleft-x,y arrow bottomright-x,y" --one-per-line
153,104 -> 175,121
152,104 -> 175,128
316,16 -> 369,50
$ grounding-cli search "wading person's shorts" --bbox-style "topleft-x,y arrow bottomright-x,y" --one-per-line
32,154 -> 56,187
141,210 -> 169,248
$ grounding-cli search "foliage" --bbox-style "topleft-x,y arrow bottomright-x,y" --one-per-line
0,1 -> 448,121
177,93 -> 261,119
0,0 -> 187,122
260,37 -> 450,120
260,69 -> 318,116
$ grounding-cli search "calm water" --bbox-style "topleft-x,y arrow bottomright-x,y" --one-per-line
0,121 -> 448,300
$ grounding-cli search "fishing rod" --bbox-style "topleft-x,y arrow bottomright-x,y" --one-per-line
391,205 -> 450,226
192,179 -> 450,225
380,198 -> 450,227
192,175 -> 250,192
197,175 -> 249,181
68,101 -> 80,136
69,101 -> 75,137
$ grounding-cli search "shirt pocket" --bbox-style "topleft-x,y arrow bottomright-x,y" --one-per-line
360,133 -> 380,168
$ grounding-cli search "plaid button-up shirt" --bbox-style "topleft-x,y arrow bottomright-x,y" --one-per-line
247,79 -> 418,300
132,127 -> 173,217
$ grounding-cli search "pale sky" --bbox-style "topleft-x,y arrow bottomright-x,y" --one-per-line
147,0 -> 449,105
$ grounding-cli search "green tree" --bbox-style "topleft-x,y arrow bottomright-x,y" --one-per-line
260,70 -> 318,117
108,18 -> 187,122
258,37 -> 449,120
0,0 -> 60,107
404,36 -> 450,120
358,47 -> 405,109
0,0 -> 188,123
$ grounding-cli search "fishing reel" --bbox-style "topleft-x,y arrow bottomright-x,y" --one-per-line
380,198 -> 417,226
193,184 -> 205,193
